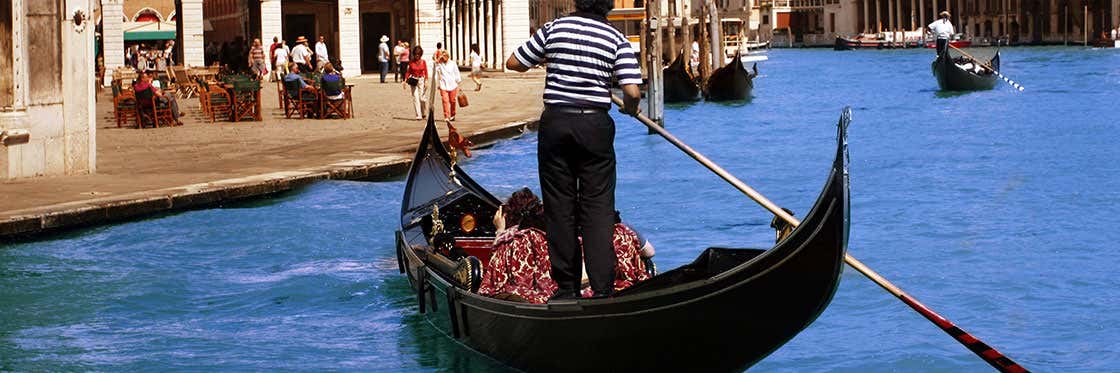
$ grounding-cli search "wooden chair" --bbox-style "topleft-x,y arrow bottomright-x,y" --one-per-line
276,80 -> 285,108
134,87 -> 175,128
319,79 -> 350,119
229,79 -> 261,122
112,82 -> 140,128
173,67 -> 199,98
197,79 -> 232,122
282,79 -> 319,119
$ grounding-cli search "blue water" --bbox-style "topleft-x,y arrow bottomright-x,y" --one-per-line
3,47 -> 1119,371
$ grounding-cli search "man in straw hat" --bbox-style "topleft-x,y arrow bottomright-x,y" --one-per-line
290,36 -> 313,72
928,11 -> 955,56
378,35 -> 391,83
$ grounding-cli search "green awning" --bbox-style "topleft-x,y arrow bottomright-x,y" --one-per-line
125,30 -> 176,41
123,21 -> 177,41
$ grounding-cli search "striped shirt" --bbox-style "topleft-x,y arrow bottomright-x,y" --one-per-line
514,14 -> 643,109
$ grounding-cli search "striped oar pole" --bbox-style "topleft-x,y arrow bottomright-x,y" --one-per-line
950,45 -> 1026,92
611,95 -> 1029,373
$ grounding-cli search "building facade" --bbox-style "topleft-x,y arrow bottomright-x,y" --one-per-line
768,0 -> 1118,46
100,0 -> 532,78
1,0 -> 98,179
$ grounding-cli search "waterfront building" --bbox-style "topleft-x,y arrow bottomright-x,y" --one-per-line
1,0 -> 98,179
100,0 -> 532,79
768,0 -> 1119,46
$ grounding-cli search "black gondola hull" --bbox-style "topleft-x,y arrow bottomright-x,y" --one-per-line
705,56 -> 756,102
663,52 -> 700,103
397,109 -> 852,371
931,50 -> 1000,91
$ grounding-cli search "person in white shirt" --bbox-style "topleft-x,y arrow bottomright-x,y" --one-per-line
378,35 -> 391,83
392,41 -> 407,82
315,35 -> 330,72
927,11 -> 955,55
468,43 -> 484,91
273,40 -> 290,81
434,49 -> 462,122
290,36 -> 313,72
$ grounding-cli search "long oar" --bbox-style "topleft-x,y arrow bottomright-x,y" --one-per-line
949,45 -> 1025,92
610,95 -> 1028,373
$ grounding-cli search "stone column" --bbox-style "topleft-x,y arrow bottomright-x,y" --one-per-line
260,0 -> 283,49
919,0 -> 924,31
180,0 -> 204,67
1112,0 -> 1119,32
101,0 -> 124,85
863,0 -> 870,32
501,0 -> 530,71
63,0 -> 97,174
875,0 -> 882,32
888,0 -> 895,31
415,0 -> 443,61
338,0 -> 361,77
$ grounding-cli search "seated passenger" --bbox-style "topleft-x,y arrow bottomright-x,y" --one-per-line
320,63 -> 346,100
477,188 -> 558,304
580,211 -> 654,296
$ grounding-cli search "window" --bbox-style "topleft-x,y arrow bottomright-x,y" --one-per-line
762,14 -> 769,25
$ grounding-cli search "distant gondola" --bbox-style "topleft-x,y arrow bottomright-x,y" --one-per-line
704,50 -> 757,101
931,50 -> 1000,91
395,109 -> 852,372
663,51 -> 700,103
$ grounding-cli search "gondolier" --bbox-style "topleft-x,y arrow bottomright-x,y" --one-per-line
928,11 -> 955,55
505,0 -> 643,300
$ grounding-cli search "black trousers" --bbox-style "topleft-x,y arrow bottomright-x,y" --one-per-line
936,38 -> 949,56
538,105 -> 617,295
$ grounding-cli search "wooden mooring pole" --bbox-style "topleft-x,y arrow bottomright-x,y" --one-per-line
646,0 -> 665,130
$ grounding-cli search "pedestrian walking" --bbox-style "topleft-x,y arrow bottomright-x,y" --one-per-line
469,43 -> 484,91
397,41 -> 411,83
504,0 -> 642,300
290,36 -> 313,72
249,38 -> 268,80
273,40 -> 290,81
403,46 -> 428,120
315,35 -> 330,71
435,49 -> 462,121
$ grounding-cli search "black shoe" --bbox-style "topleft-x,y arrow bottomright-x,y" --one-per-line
548,290 -> 580,302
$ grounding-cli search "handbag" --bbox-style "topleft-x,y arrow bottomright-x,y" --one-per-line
406,76 -> 419,87
457,91 -> 469,107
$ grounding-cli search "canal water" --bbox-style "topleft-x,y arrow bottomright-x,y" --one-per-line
3,47 -> 1118,371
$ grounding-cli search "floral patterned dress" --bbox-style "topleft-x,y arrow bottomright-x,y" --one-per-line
478,226 -> 557,304
581,223 -> 653,296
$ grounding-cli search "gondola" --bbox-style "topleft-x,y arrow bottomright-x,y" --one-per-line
394,109 -> 851,372
931,49 -> 1000,91
704,50 -> 757,102
663,51 -> 700,103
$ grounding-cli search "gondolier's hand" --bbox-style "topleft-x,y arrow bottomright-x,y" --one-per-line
619,84 -> 642,116
619,105 -> 641,116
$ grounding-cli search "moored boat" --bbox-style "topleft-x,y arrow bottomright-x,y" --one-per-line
923,39 -> 973,48
704,51 -> 757,102
931,50 -> 1000,91
663,51 -> 700,103
395,109 -> 852,372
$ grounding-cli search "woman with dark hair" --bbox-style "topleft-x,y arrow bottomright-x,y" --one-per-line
468,43 -> 483,91
403,45 -> 428,120
478,188 -> 558,304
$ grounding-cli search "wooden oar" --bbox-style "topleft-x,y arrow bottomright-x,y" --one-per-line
610,95 -> 1028,373
949,45 -> 1026,92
